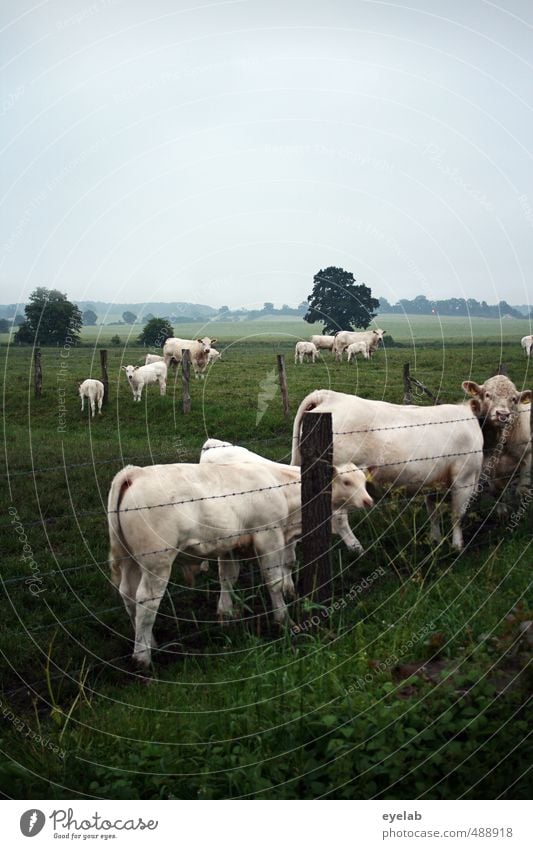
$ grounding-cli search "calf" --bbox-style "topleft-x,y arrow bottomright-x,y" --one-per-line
521,335 -> 532,357
122,362 -> 167,401
108,459 -> 372,666
291,389 -> 484,549
145,354 -> 164,365
200,438 -> 373,619
295,341 -> 318,364
346,340 -> 370,362
79,379 -> 104,417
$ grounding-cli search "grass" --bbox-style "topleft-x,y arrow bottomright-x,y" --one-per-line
0,331 -> 531,799
1,312 -> 532,347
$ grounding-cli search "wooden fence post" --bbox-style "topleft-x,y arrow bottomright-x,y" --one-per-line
34,347 -> 42,398
277,354 -> 289,419
403,362 -> 412,404
100,349 -> 109,405
300,411 -> 333,602
182,349 -> 191,414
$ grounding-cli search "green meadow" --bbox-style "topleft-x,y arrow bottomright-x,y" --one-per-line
0,326 -> 531,799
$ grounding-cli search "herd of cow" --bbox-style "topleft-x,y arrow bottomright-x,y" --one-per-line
101,330 -> 531,668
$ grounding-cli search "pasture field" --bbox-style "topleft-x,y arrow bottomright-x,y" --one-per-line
0,335 -> 531,800
1,311 -> 532,348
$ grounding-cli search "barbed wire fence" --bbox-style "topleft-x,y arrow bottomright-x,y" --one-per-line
2,352 -> 532,702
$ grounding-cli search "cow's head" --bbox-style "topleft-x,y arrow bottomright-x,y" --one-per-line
332,463 -> 374,510
197,337 -> 216,354
462,375 -> 531,427
373,328 -> 386,342
121,365 -> 136,382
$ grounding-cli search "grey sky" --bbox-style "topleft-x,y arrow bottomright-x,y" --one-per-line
1,0 -> 532,310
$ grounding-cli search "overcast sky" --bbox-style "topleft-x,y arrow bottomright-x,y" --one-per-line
1,0 -> 532,310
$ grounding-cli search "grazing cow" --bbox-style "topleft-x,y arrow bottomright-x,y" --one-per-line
346,340 -> 370,362
108,459 -> 373,666
333,329 -> 386,361
199,438 -> 373,618
310,335 -> 336,354
295,341 -> 318,364
122,362 -> 167,401
462,375 -> 531,498
521,335 -> 532,357
145,354 -> 164,365
78,379 -> 104,417
162,336 -> 216,379
291,389 -> 484,549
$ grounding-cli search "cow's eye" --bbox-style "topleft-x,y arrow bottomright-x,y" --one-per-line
513,396 -> 518,403
485,393 -> 491,399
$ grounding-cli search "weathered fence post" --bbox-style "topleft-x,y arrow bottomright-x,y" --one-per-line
403,362 -> 412,404
34,347 -> 42,398
100,349 -> 109,405
182,349 -> 191,414
277,354 -> 289,419
300,411 -> 333,602
497,363 -> 508,376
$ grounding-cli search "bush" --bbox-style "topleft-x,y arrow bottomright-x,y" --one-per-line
110,335 -> 121,346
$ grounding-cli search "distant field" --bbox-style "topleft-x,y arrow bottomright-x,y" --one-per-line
1,313 -> 531,347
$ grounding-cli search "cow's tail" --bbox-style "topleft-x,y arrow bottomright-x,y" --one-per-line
107,465 -> 140,587
290,390 -> 325,465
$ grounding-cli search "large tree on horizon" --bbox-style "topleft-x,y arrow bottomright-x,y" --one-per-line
304,266 -> 379,334
15,287 -> 82,345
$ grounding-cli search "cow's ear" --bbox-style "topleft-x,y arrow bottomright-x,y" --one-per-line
462,380 -> 482,396
121,366 -> 126,371
197,338 -> 203,343
519,389 -> 532,405
469,398 -> 481,416
210,338 -> 217,345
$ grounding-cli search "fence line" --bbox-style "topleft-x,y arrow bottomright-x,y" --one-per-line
2,440 -> 529,532
2,464 -> 527,590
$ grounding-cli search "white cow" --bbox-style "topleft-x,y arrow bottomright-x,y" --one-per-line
162,336 -> 216,379
521,335 -> 532,357
462,374 -> 531,498
291,389 -> 484,549
310,335 -> 336,354
346,340 -> 370,362
78,379 -> 104,417
122,362 -> 167,401
145,354 -> 164,365
333,329 -> 386,361
199,438 -> 373,618
108,459 -> 373,667
295,341 -> 318,364
207,348 -> 221,363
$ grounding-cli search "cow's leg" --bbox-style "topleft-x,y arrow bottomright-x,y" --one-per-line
424,494 -> 442,543
132,555 -> 173,667
294,352 -> 298,365
255,530 -> 289,624
332,510 -> 364,554
450,477 -> 478,550
80,394 -> 84,412
159,377 -> 166,396
98,395 -> 103,414
281,542 -> 297,600
217,552 -> 241,619
90,397 -> 96,417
